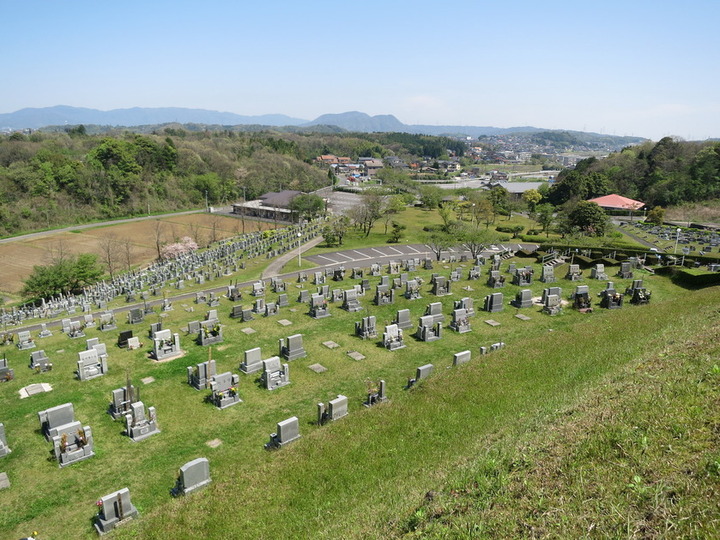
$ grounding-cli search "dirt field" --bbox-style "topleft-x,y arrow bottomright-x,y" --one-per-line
0,214 -> 273,297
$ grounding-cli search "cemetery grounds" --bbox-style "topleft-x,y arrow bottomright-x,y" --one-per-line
1,226 -> 720,537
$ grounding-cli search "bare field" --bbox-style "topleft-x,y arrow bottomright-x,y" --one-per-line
0,215 -> 273,297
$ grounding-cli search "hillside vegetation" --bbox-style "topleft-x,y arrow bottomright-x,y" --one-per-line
0,129 -> 472,237
549,137 -> 720,208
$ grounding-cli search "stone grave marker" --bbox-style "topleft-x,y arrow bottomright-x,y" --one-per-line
394,308 -> 413,330
240,348 -> 263,375
431,275 -> 451,296
265,416 -> 301,449
626,279 -> 651,304
599,282 -> 624,309
511,289 -> 533,309
453,350 -> 471,366
565,264 -> 582,281
279,334 -> 306,361
76,349 -> 108,381
37,402 -> 95,467
455,296 -> 475,317
153,329 -> 182,361
342,289 -> 362,312
94,487 -> 139,535
265,302 -> 279,317
198,319 -> 223,346
415,315 -> 442,342
355,315 -> 377,339
449,308 -> 471,333
253,297 -> 266,314
117,330 -> 133,348
404,279 -> 421,300
572,285 -> 592,311
128,308 -> 144,324
407,363 -> 434,389
252,280 -> 265,296
590,263 -> 608,280
173,457 -> 211,496
383,324 -> 406,350
38,323 -> 52,338
125,401 -> 160,442
483,292 -> 504,313
512,266 -> 533,286
487,270 -> 506,288
542,294 -> 562,316
375,284 -> 395,305
424,302 -> 445,324
262,356 -> 290,390
0,356 -> 15,381
541,265 -> 556,283
188,359 -> 217,389
364,379 -> 388,407
0,423 -> 10,457
100,312 -> 117,331
16,330 -> 35,350
109,381 -> 137,419
309,293 -> 330,319
317,394 -> 348,425
30,350 -> 52,372
209,371 -> 241,409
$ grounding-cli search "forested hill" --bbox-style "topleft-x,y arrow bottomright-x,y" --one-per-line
0,129 -> 466,236
549,137 -> 720,208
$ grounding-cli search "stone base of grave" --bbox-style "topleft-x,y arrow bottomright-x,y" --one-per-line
128,424 -> 160,442
213,395 -> 241,410
57,446 -> 95,468
18,383 -> 53,399
240,362 -> 263,375
152,350 -> 185,363
95,510 -> 139,536
450,323 -> 471,334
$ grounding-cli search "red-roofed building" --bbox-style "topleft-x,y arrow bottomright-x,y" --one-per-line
587,194 -> 645,211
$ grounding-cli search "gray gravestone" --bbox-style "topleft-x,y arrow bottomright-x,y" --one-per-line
174,457 -> 211,496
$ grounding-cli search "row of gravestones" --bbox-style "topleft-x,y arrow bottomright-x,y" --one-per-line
0,335 -> 507,534
635,222 -> 720,248
0,333 -> 308,474
1,221 -> 323,326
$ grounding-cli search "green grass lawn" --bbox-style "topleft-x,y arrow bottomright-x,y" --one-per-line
0,251 -> 708,538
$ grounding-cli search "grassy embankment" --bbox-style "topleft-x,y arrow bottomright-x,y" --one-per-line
0,246 -> 712,538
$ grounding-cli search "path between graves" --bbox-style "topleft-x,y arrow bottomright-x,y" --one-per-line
12,239 -> 537,334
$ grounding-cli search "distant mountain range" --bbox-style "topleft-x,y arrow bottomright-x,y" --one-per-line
0,106 -> 307,130
0,105 -> 645,142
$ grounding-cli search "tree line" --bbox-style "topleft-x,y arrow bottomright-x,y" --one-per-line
0,128 -> 472,237
547,137 -> 720,208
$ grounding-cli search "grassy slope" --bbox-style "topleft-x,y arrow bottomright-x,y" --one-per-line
101,285 -> 718,538
0,212 -> 715,538
393,295 -> 720,538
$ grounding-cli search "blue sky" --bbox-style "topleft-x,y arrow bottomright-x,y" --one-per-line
2,0 -> 719,140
